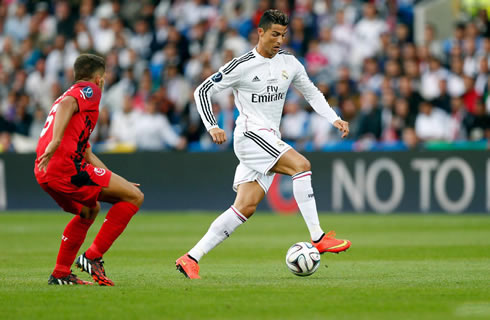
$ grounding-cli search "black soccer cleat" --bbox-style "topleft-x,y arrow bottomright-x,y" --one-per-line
76,253 -> 115,286
48,273 -> 93,285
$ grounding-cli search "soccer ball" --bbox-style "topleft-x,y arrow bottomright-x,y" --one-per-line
285,242 -> 321,276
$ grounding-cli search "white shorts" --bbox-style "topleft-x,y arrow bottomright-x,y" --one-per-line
232,129 -> 291,193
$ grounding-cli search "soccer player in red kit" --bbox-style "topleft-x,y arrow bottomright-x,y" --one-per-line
34,54 -> 144,286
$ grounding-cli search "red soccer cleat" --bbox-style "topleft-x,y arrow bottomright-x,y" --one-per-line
176,254 -> 200,279
312,231 -> 351,254
48,273 -> 93,285
76,253 -> 115,286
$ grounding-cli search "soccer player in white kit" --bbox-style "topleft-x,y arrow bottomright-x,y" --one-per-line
176,10 -> 351,279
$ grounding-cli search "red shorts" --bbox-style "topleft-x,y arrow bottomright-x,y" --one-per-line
39,164 -> 112,215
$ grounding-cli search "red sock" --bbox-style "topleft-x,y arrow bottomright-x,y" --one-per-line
85,202 -> 138,260
52,215 -> 94,278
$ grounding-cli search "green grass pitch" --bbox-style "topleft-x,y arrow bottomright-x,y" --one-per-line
1,212 -> 489,320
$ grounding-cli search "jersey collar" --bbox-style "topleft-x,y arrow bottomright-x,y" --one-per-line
253,47 -> 277,61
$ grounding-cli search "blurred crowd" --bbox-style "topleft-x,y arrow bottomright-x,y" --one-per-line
0,0 -> 489,153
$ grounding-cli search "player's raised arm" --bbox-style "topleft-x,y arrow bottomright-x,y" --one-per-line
291,60 -> 349,138
37,96 -> 78,172
193,58 -> 241,144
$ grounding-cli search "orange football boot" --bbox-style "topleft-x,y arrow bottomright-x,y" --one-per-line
312,231 -> 351,254
176,254 -> 200,279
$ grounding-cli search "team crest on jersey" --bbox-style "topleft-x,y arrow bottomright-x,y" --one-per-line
281,70 -> 289,80
94,167 -> 106,176
211,72 -> 223,82
81,86 -> 93,99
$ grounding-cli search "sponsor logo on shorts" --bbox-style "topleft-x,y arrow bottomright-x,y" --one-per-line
94,167 -> 106,176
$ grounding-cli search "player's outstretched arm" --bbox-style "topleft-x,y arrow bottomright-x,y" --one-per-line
38,96 -> 78,172
290,58 -> 351,137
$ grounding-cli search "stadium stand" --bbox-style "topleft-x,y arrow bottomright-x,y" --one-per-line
0,0 -> 488,153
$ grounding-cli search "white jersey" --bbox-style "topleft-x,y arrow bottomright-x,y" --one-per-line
194,47 -> 340,135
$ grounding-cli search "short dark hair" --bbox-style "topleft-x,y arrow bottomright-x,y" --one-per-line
74,54 -> 105,81
258,9 -> 289,31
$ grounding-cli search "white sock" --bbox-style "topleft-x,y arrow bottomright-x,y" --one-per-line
188,206 -> 247,262
292,171 -> 324,241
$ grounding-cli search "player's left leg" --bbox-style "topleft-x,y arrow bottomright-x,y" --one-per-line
177,181 -> 265,279
272,149 -> 351,253
85,172 -> 143,260
77,172 -> 143,286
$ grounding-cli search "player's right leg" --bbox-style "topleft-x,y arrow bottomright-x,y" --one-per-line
39,182 -> 99,285
77,172 -> 144,286
176,181 -> 265,279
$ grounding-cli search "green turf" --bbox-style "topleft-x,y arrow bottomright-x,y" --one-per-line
0,212 -> 489,320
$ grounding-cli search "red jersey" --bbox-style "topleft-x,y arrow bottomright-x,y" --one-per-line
34,81 -> 101,183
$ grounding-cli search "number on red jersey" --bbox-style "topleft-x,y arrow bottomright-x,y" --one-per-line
40,103 -> 59,138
